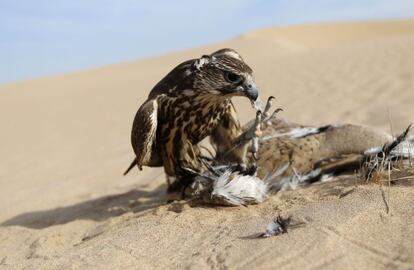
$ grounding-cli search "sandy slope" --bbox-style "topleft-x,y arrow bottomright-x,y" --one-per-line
1,19 -> 414,269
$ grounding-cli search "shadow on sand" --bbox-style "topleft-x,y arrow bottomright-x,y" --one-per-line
1,185 -> 167,229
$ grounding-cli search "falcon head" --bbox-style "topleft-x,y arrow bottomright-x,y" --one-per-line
191,48 -> 258,101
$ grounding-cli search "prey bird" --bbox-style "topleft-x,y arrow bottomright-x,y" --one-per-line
125,49 -> 262,192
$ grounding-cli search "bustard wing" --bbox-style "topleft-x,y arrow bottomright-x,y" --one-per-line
131,98 -> 162,169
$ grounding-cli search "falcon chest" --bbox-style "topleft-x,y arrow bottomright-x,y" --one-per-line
158,94 -> 229,147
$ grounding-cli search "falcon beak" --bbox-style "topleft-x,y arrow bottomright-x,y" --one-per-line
242,81 -> 258,101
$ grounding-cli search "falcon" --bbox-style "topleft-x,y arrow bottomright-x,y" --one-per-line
125,49 -> 260,191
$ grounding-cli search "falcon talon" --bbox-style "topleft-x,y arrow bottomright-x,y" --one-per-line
253,110 -> 263,131
263,108 -> 283,126
263,96 -> 275,118
252,137 -> 260,160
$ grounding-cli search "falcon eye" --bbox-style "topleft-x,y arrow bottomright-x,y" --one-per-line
225,72 -> 242,84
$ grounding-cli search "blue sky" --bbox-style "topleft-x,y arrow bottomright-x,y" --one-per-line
1,0 -> 414,83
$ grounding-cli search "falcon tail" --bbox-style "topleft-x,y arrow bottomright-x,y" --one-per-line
123,158 -> 137,176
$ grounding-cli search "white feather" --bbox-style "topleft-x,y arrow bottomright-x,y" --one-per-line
364,138 -> 414,158
364,147 -> 383,155
273,168 -> 322,191
222,51 -> 243,61
261,127 -> 324,141
211,170 -> 268,206
288,127 -> 322,139
263,163 -> 290,182
194,57 -> 209,70
391,140 -> 414,158
252,98 -> 266,111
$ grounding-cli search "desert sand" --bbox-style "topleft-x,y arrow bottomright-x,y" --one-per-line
1,20 -> 414,269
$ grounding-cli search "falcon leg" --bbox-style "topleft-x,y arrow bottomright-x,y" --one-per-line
236,96 -> 283,160
211,97 -> 281,172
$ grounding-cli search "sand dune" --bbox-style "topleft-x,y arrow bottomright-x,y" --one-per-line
243,20 -> 414,49
1,20 -> 413,269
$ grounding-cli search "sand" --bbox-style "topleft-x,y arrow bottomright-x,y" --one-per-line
1,19 -> 414,269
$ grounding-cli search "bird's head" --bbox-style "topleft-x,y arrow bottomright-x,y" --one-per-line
191,48 -> 258,102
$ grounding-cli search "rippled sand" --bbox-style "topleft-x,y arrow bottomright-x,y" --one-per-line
1,19 -> 413,269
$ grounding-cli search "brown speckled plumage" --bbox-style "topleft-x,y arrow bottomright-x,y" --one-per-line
128,49 -> 259,190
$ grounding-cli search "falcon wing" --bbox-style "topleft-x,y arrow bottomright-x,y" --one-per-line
131,98 -> 162,170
